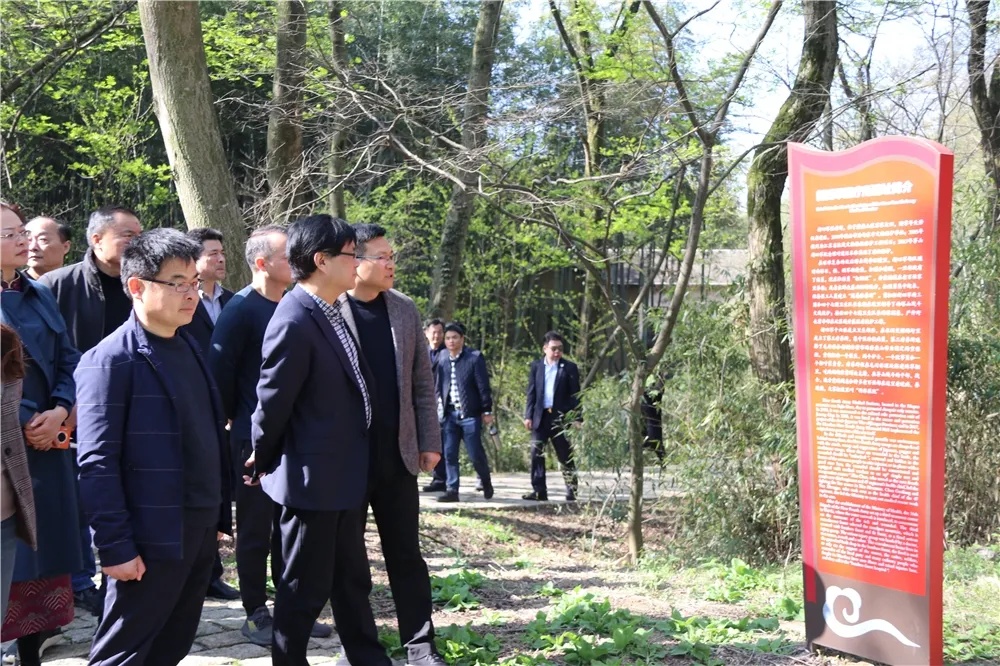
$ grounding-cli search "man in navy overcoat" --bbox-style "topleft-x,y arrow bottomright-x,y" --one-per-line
249,215 -> 389,666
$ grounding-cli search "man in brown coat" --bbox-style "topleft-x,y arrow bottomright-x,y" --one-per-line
336,223 -> 446,666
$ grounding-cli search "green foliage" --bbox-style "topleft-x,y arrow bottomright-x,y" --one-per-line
377,626 -> 405,659
662,304 -> 801,562
435,624 -> 502,666
430,570 -> 486,611
703,558 -> 770,603
944,623 -> 1000,663
524,589 -> 669,664
945,333 -> 1000,544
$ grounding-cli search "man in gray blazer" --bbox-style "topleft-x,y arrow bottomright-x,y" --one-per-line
337,223 -> 446,666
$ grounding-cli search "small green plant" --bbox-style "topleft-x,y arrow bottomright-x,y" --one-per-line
377,626 -> 405,659
533,581 -> 565,597
944,622 -> 1000,662
431,570 -> 487,611
435,623 -> 501,665
771,595 -> 803,621
703,558 -> 767,602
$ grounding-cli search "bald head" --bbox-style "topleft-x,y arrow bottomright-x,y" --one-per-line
26,216 -> 72,278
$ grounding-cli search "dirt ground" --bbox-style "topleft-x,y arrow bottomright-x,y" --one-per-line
360,501 -> 896,666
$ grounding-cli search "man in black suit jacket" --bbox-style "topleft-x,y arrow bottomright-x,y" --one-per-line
523,331 -> 582,501
182,227 -> 238,602
249,215 -> 389,666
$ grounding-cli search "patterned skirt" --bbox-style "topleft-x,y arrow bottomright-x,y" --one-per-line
1,575 -> 73,640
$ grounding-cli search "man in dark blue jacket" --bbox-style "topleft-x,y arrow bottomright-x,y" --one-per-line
433,322 -> 494,502
75,229 -> 232,666
523,331 -> 582,501
180,226 -> 237,602
249,215 -> 388,666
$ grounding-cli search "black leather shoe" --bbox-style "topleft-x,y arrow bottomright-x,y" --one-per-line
74,586 -> 104,616
206,577 -> 240,600
422,481 -> 446,493
481,478 -> 494,500
311,621 -> 333,638
436,491 -> 460,503
522,491 -> 548,501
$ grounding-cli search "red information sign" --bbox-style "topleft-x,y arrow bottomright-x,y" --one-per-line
789,137 -> 952,665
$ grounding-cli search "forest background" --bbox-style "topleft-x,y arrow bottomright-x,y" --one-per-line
1,0 -> 999,571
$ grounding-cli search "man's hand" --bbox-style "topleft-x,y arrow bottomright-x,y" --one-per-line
419,451 -> 441,472
523,418 -> 532,431
482,413 -> 494,425
24,407 -> 69,449
242,450 -> 263,486
104,555 -> 146,582
64,404 -> 78,431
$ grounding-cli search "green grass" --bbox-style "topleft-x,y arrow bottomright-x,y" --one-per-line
440,511 -> 518,544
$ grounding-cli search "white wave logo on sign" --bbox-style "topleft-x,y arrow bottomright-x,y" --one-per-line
823,586 -> 920,648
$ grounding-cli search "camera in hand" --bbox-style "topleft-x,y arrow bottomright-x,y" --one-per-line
53,426 -> 71,449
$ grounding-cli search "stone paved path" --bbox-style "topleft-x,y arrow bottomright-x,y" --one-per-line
417,467 -> 678,510
9,468 -> 676,665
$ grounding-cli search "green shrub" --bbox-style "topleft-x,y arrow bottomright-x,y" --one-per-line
945,334 -> 1000,544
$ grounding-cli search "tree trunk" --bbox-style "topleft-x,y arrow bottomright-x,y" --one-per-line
429,0 -> 503,320
966,0 -> 1000,236
328,0 -> 349,219
267,0 -> 309,221
138,0 -> 249,288
746,0 -> 837,387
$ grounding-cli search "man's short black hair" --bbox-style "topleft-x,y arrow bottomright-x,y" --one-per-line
186,227 -> 224,247
286,214 -> 355,281
444,321 -> 466,337
120,228 -> 202,297
55,222 -> 72,244
543,331 -> 565,346
425,317 -> 444,330
352,223 -> 387,257
87,205 -> 138,243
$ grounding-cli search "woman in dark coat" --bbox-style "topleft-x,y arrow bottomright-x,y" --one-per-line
0,202 -> 81,664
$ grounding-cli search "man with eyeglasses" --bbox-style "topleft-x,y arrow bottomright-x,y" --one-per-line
522,331 -> 582,502
248,215 -> 388,666
40,205 -> 142,618
335,223 -> 446,666
74,228 -> 232,665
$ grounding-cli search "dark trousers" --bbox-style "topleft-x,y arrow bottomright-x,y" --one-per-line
356,472 -> 435,661
441,411 -> 491,492
88,518 -> 217,666
272,504 -> 389,666
430,456 -> 446,483
530,411 -> 578,495
233,438 -> 280,615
